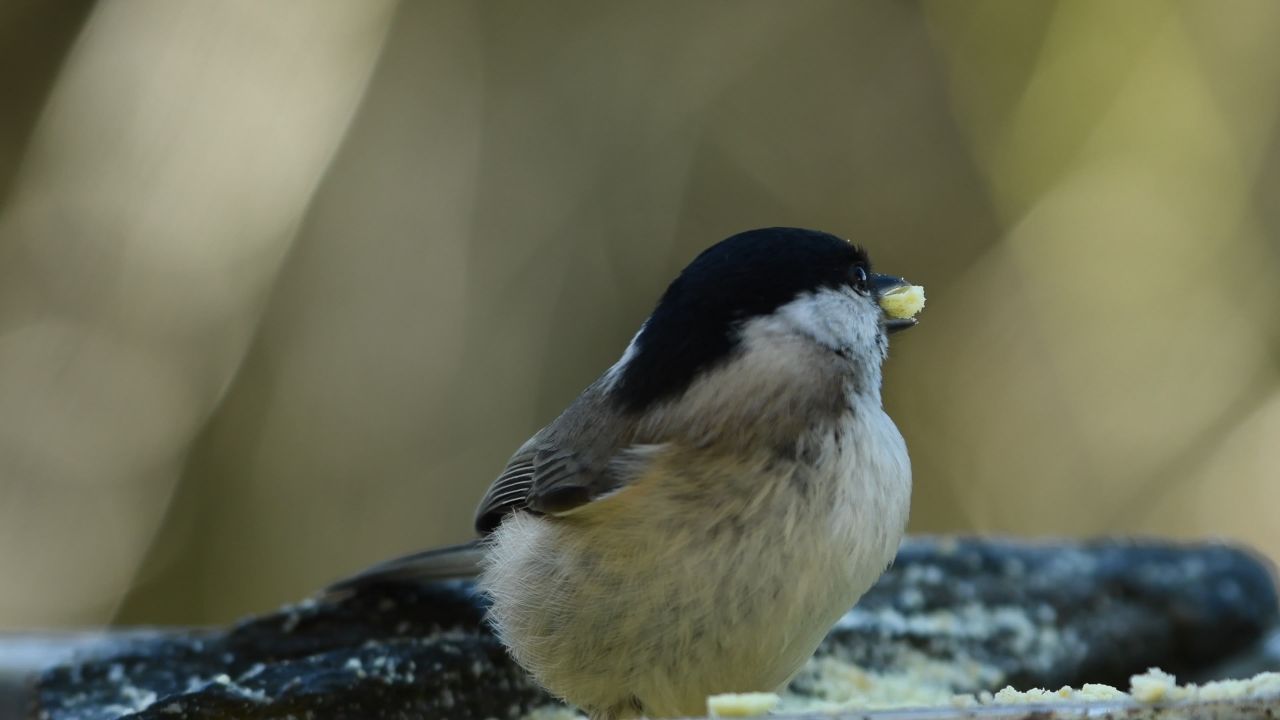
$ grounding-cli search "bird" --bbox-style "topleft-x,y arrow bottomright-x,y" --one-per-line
327,227 -> 922,719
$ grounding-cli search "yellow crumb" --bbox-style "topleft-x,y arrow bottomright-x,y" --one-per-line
878,284 -> 925,319
707,692 -> 780,717
1079,683 -> 1131,701
1129,668 -> 1179,703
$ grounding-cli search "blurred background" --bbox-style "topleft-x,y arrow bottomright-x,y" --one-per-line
1,0 -> 1278,629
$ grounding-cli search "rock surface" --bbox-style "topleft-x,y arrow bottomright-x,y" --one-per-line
27,538 -> 1280,719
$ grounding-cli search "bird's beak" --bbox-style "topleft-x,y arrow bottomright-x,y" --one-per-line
872,274 -> 919,334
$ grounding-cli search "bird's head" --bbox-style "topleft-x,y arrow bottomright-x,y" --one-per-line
612,227 -> 922,414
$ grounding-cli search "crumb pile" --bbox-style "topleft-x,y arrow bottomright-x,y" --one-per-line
973,668 -> 1280,707
522,666 -> 1280,719
702,667 -> 1280,717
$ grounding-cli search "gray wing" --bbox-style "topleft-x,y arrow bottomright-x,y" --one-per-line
472,438 -> 628,535
473,453 -> 537,532
473,386 -> 644,534
320,384 -> 649,596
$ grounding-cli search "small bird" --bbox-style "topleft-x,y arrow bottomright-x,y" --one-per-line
330,227 -> 921,719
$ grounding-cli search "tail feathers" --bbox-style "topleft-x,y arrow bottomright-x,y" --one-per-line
322,540 -> 485,597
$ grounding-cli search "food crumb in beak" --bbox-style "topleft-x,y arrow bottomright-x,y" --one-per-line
878,285 -> 926,320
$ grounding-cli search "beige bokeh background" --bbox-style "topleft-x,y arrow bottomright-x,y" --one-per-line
0,0 -> 1277,628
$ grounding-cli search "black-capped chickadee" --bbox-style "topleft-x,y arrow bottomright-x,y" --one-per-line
329,227 -> 921,719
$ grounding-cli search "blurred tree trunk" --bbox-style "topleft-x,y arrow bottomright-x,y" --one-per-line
0,0 -> 398,627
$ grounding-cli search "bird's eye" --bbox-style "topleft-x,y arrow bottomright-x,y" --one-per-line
852,266 -> 869,291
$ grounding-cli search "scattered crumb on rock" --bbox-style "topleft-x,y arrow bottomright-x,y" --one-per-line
706,692 -> 780,717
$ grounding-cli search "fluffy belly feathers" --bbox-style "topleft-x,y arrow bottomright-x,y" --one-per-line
480,419 -> 911,718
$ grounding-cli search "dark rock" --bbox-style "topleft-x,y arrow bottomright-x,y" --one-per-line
33,582 -> 549,720
26,538 -> 1279,719
806,538 -> 1279,694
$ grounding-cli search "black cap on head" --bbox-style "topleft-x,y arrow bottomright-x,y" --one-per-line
614,227 -> 870,412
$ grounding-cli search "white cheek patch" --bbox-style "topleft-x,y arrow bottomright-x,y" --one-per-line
768,288 -> 879,354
